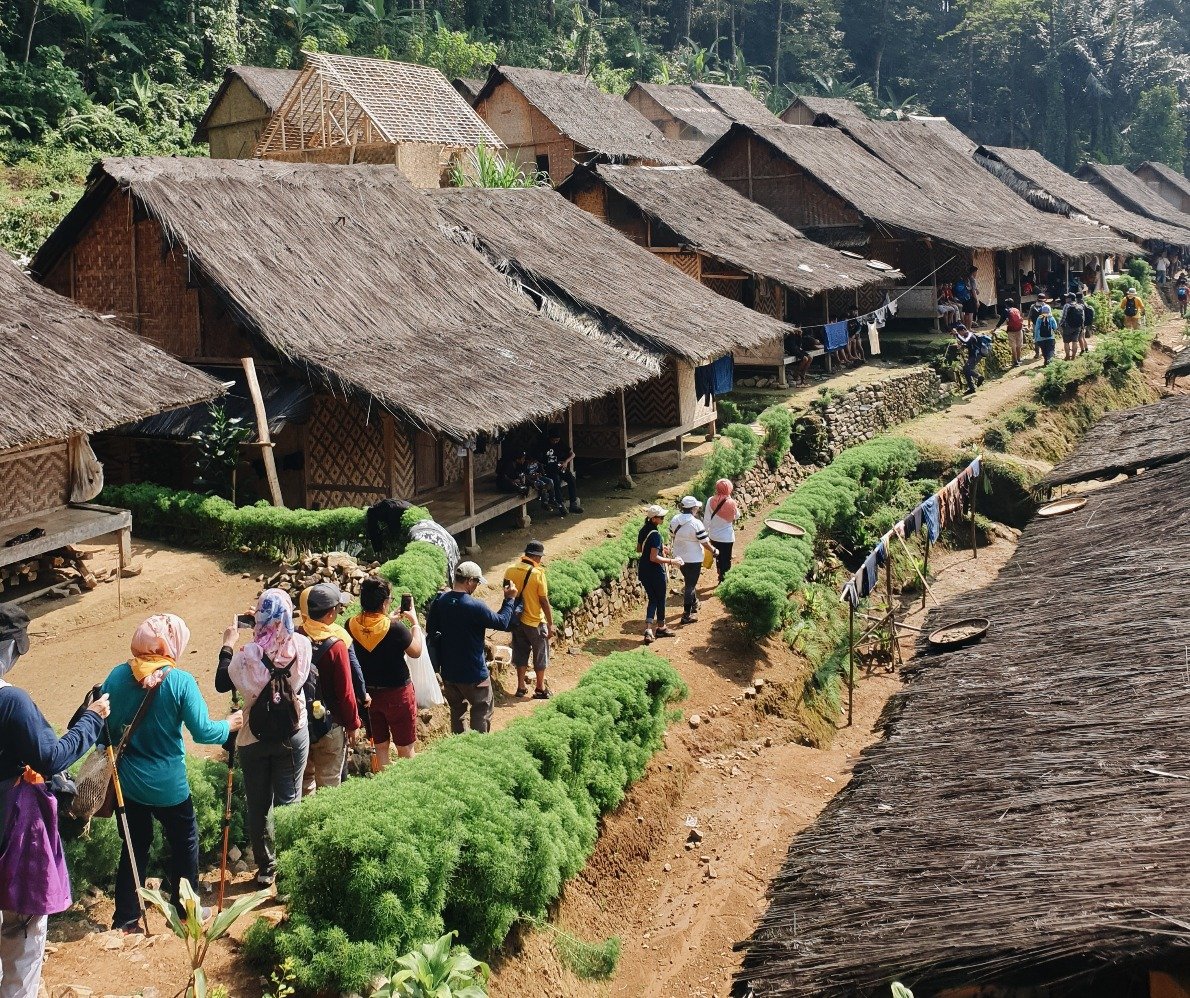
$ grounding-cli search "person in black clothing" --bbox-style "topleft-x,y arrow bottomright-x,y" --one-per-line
541,427 -> 582,515
496,451 -> 531,496
425,562 -> 517,734
347,578 -> 422,765
784,328 -> 820,386
0,602 -> 109,994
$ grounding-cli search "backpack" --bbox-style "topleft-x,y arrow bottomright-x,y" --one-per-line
303,637 -> 342,743
1038,316 -> 1056,339
1124,296 -> 1138,317
1082,304 -> 1095,328
1177,285 -> 1187,301
248,654 -> 302,742
1006,308 -> 1023,332
953,280 -> 970,302
1065,304 -> 1084,330
974,334 -> 992,358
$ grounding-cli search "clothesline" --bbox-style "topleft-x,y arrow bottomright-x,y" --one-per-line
789,254 -> 959,338
840,456 -> 982,609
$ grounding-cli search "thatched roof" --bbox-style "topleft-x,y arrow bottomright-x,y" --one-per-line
0,257 -> 222,451
629,83 -> 733,140
572,163 -> 901,296
737,453 -> 1190,997
431,185 -> 787,361
32,158 -> 656,439
1041,393 -> 1190,487
692,83 -> 781,128
907,114 -> 977,155
823,118 -> 1138,257
451,77 -> 485,104
258,52 -> 502,155
1079,162 -> 1190,234
1136,160 -> 1190,202
194,65 -> 301,141
1166,348 -> 1190,383
477,66 -> 681,163
977,145 -> 1190,248
779,94 -> 871,125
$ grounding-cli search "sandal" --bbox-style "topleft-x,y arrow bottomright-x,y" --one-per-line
643,628 -> 655,644
514,687 -> 529,698
532,689 -> 552,700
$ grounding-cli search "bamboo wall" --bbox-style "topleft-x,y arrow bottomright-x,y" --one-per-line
0,441 -> 70,527
203,79 -> 272,159
260,141 -> 448,188
472,81 -> 577,184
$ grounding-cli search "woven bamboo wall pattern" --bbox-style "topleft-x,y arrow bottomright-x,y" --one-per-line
306,394 -> 388,508
0,443 -> 69,522
754,278 -> 783,319
658,252 -> 701,280
572,185 -> 606,222
703,277 -> 743,300
391,423 -> 415,498
626,364 -> 679,427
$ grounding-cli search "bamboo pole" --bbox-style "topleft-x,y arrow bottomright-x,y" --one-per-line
848,603 -> 855,727
885,552 -> 902,669
971,475 -> 979,559
241,357 -> 284,508
921,533 -> 931,609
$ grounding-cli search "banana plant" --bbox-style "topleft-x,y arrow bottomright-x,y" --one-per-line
139,878 -> 272,998
371,932 -> 490,998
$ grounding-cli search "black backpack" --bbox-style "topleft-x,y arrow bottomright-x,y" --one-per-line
1124,296 -> 1138,317
1065,304 -> 1084,329
248,654 -> 302,742
303,636 -> 341,743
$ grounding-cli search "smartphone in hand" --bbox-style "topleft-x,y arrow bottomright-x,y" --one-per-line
236,613 -> 255,629
400,593 -> 414,613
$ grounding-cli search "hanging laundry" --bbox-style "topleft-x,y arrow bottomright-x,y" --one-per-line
883,292 -> 899,316
922,495 -> 941,542
867,321 -> 882,355
824,319 -> 850,351
859,541 -> 887,598
900,503 -> 924,538
842,579 -> 860,609
970,456 -> 981,478
874,306 -> 888,325
694,353 -> 735,404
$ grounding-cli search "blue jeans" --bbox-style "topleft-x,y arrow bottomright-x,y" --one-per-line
239,728 -> 309,879
640,571 -> 667,624
113,796 -> 199,930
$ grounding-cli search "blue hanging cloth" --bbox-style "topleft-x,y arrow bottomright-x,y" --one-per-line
922,495 -> 941,542
695,353 -> 735,404
824,320 -> 850,351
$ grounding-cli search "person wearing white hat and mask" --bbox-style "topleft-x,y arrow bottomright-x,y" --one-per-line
636,505 -> 683,644
669,497 -> 717,624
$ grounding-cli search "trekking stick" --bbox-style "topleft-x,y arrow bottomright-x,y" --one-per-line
217,692 -> 242,912
105,735 -> 151,936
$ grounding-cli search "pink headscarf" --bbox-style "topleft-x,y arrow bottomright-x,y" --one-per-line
709,479 -> 739,523
231,588 -> 311,700
129,614 -> 190,687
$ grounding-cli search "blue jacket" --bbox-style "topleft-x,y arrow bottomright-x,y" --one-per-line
102,664 -> 229,808
426,592 -> 516,685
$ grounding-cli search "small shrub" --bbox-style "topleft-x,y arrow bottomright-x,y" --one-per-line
690,423 -> 762,499
757,405 -> 793,469
378,541 -> 448,608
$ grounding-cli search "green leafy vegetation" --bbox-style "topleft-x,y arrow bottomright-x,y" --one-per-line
370,932 -> 490,997
97,482 -> 430,559
242,650 -> 687,992
378,539 -> 448,607
690,423 -> 762,500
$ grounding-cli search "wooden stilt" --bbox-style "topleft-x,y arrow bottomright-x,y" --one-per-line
921,533 -> 931,609
884,554 -> 902,669
971,474 -> 978,559
117,529 -> 126,619
847,602 -> 855,727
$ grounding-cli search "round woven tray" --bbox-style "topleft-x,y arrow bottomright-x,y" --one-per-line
1037,496 -> 1087,518
927,617 -> 990,651
764,518 -> 807,537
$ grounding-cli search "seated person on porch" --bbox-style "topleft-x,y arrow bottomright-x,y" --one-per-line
937,285 -> 962,326
540,427 -> 582,516
784,327 -> 821,387
843,309 -> 866,367
497,450 -> 531,495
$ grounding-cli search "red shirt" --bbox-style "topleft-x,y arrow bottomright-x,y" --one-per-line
299,630 -> 361,732
1005,308 -> 1023,332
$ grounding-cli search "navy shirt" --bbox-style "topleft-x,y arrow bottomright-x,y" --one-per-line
426,592 -> 516,685
0,684 -> 103,782
637,526 -> 665,580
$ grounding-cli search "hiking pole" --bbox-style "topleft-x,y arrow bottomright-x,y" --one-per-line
104,724 -> 151,937
217,692 -> 242,913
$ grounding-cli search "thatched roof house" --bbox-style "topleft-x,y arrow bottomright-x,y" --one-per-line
737,445 -> 1190,997
255,52 -> 502,187
31,158 -> 658,535
471,65 -> 683,184
1,256 -> 221,579
699,121 -> 1138,319
905,114 -> 977,155
194,65 -> 301,159
1078,162 -> 1190,235
1041,393 -> 1190,488
451,76 -> 486,105
1134,160 -> 1190,214
779,94 -> 871,126
977,145 -> 1190,250
432,185 -> 781,470
626,83 -> 733,142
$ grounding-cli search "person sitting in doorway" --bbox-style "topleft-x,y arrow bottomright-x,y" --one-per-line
540,426 -> 582,515
937,284 -> 962,327
784,327 -> 821,386
843,308 -> 866,366
496,450 -> 531,496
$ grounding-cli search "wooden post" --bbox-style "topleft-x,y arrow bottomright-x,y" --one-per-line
921,533 -> 931,610
847,602 -> 855,727
241,357 -> 284,507
617,388 -> 633,488
464,447 -> 476,550
970,474 -> 978,559
822,294 -> 832,373
884,552 -> 901,669
116,526 -> 130,619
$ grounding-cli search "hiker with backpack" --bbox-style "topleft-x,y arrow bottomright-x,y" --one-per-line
1175,276 -> 1187,318
1077,292 -> 1095,355
102,614 -> 240,932
1060,292 -> 1085,361
1122,287 -> 1145,329
0,603 -> 110,994
217,588 -> 310,888
951,323 -> 985,396
1034,305 -> 1058,366
992,297 -> 1025,367
296,584 -> 361,794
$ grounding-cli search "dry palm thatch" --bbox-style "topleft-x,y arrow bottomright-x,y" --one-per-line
826,117 -> 1139,258
629,83 -> 734,140
1080,163 -> 1190,233
451,77 -> 485,105
431,185 -> 788,361
978,146 -> 1190,248
580,163 -> 902,295
737,454 -> 1190,998
692,83 -> 782,128
906,115 -> 977,156
194,65 -> 301,142
1041,393 -> 1190,487
33,158 -> 656,440
1135,161 -> 1190,205
478,66 -> 682,163
780,94 -> 872,125
0,256 -> 222,450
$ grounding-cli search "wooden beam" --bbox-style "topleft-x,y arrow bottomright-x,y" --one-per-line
129,200 -> 139,335
617,388 -> 632,488
241,356 -> 284,507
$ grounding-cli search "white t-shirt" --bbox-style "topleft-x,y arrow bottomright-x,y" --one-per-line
669,512 -> 709,564
706,497 -> 736,544
1157,256 -> 1169,273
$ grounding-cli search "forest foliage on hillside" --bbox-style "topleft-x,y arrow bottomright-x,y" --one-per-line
0,0 -> 1186,255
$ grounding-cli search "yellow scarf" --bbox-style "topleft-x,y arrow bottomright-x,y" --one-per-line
130,654 -> 174,683
348,612 -> 391,653
302,617 -> 354,648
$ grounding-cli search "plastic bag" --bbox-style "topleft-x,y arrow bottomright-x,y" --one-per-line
407,646 -> 444,709
68,433 -> 104,503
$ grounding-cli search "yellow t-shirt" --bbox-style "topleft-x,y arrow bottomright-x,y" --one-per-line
504,558 -> 549,627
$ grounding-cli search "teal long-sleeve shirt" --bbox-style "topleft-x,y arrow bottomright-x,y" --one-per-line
101,663 -> 229,808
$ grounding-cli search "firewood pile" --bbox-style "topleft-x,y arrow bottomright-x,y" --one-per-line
0,546 -> 124,598
259,551 -> 382,599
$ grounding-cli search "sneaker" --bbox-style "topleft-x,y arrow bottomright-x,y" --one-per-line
569,502 -> 584,514
643,628 -> 655,644
256,872 -> 276,887
655,626 -> 675,638
557,506 -> 568,517
532,689 -> 551,700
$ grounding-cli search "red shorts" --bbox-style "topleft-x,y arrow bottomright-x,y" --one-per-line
368,683 -> 417,747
